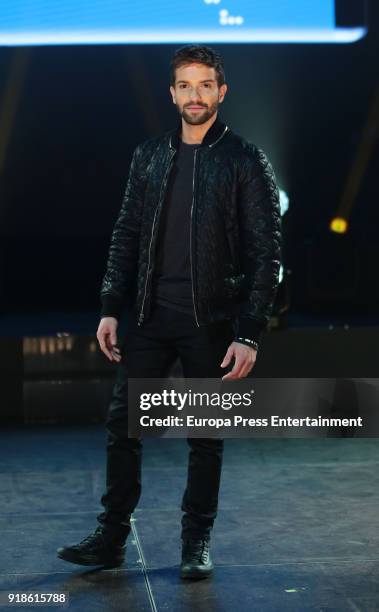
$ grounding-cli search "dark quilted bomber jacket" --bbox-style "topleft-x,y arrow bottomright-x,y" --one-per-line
100,115 -> 282,346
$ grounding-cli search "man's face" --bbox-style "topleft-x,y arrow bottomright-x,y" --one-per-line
170,63 -> 227,125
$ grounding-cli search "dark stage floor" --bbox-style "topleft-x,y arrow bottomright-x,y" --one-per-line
0,427 -> 378,611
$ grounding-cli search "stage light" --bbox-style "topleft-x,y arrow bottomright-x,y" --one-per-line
330,217 -> 348,234
279,189 -> 289,216
277,189 -> 289,285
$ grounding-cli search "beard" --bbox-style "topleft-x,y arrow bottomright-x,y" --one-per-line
177,98 -> 220,125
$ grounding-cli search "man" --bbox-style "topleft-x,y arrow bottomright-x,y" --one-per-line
57,45 -> 281,579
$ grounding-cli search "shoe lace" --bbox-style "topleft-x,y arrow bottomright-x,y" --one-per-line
183,539 -> 209,562
79,526 -> 104,546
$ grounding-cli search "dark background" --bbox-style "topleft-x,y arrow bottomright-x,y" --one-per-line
0,0 -> 378,324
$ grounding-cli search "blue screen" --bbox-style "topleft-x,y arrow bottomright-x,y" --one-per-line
0,0 -> 366,45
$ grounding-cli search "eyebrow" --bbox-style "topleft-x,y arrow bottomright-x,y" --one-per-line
176,79 -> 215,84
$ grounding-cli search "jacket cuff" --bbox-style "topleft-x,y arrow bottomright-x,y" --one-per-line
234,316 -> 266,347
100,293 -> 124,320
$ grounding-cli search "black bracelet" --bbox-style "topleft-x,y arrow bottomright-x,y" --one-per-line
235,337 -> 259,351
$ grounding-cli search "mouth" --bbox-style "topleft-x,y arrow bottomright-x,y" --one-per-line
186,106 -> 206,111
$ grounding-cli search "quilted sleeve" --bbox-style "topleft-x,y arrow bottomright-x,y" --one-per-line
235,145 -> 282,346
99,144 -> 146,319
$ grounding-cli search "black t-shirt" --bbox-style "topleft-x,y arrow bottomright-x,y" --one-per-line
151,138 -> 199,316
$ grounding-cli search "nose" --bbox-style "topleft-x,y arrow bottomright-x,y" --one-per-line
189,86 -> 202,101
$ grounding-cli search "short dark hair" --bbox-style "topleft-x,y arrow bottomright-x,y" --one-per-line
170,45 -> 226,88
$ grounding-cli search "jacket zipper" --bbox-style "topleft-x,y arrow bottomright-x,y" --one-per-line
208,125 -> 229,149
138,150 -> 176,326
190,148 -> 200,327
138,206 -> 158,325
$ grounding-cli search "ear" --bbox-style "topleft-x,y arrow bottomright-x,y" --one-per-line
170,85 -> 176,104
218,83 -> 228,104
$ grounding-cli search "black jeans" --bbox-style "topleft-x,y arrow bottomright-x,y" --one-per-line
96,302 -> 236,542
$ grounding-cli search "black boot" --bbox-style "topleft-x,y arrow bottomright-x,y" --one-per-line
180,538 -> 214,579
57,526 -> 127,567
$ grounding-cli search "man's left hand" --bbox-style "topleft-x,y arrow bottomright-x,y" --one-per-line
220,341 -> 257,381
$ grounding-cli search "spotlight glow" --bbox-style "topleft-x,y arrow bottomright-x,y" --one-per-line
279,189 -> 289,216
330,217 -> 348,234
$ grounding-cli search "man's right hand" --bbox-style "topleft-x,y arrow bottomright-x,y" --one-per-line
96,317 -> 122,362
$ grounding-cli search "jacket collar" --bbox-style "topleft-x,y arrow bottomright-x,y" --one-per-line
169,114 -> 229,151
